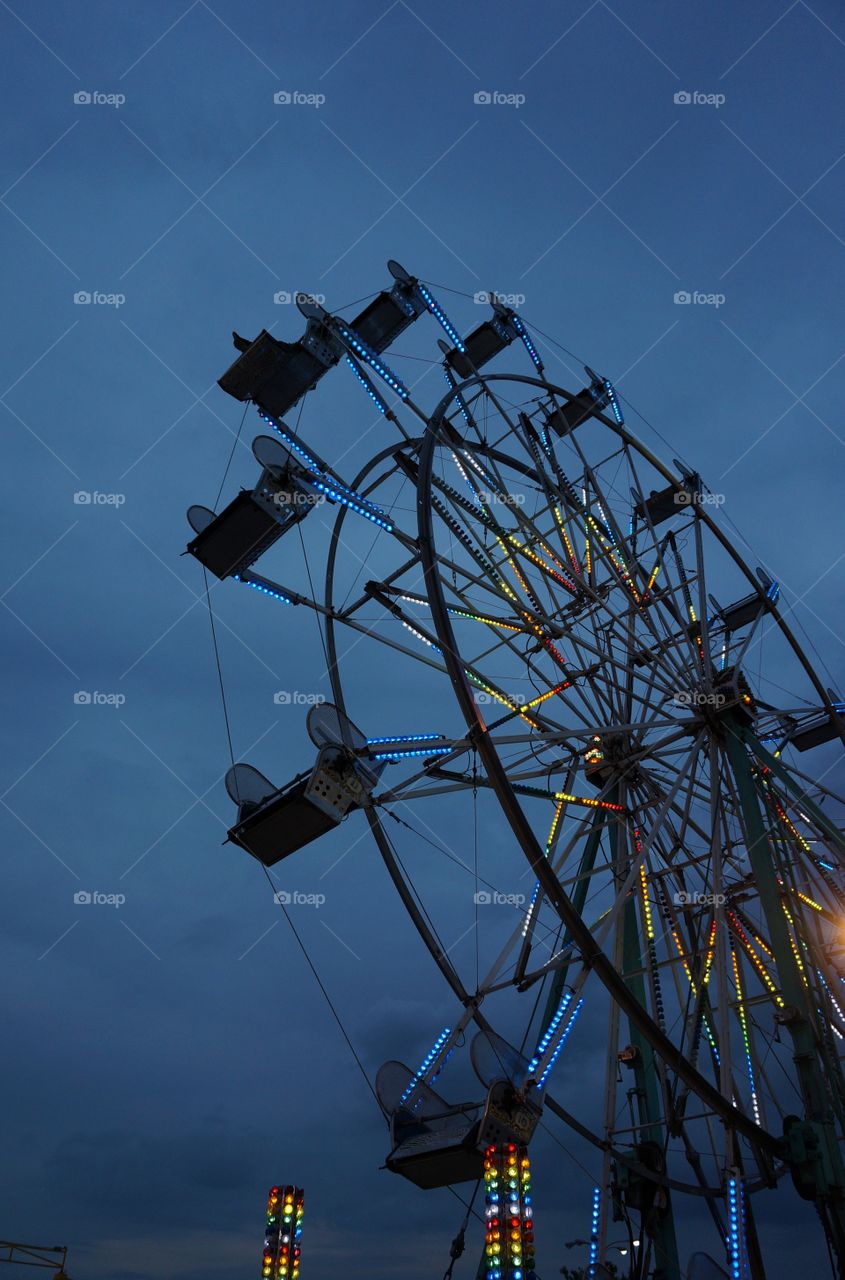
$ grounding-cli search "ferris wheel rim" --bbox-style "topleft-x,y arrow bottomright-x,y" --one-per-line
316,364 -> 843,1171
415,370 -> 790,1155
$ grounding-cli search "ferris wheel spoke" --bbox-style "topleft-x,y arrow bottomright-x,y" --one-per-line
747,734 -> 845,863
624,450 -> 712,683
337,548 -> 424,619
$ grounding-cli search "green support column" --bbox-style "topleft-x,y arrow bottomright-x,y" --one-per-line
613,792 -> 681,1280
723,717 -> 845,1264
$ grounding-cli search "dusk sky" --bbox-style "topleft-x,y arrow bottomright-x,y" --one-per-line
2,3 -> 845,1279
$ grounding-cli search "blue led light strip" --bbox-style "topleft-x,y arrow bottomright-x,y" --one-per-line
726,1173 -> 748,1280
336,323 -> 409,400
603,379 -> 624,425
444,369 -> 472,427
234,574 -> 293,605
322,475 -> 390,518
536,998 -> 584,1086
367,734 -> 444,744
259,408 -> 393,531
588,1186 -> 600,1280
521,880 -> 540,939
400,1028 -> 452,1104
309,478 -> 394,531
511,314 -> 544,373
259,411 -> 324,472
345,354 -> 389,416
372,746 -> 452,762
450,450 -> 481,502
456,447 -> 501,495
418,283 -> 465,352
527,992 -> 572,1077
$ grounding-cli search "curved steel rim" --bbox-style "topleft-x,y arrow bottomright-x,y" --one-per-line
417,371 -> 784,1155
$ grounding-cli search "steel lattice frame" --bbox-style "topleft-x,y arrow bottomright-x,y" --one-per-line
201,281 -> 845,1280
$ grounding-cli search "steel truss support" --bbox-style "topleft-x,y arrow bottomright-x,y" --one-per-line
723,717 -> 845,1271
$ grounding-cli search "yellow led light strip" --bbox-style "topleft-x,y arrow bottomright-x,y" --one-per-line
702,919 -> 717,987
448,607 -> 523,634
639,862 -> 655,942
523,681 -> 571,709
586,514 -> 642,605
731,942 -> 761,1125
506,533 -> 576,592
547,797 -> 566,850
667,913 -> 720,1058
771,796 -> 812,854
553,505 -> 581,573
554,791 -> 625,813
727,911 -> 784,1007
465,670 -> 542,730
782,902 -> 808,986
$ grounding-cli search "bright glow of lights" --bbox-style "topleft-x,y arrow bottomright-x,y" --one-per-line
345,354 -> 389,415
401,1027 -> 452,1104
588,1187 -> 600,1280
418,283 -> 465,352
484,1144 -> 536,1280
235,574 -> 294,605
336,324 -> 409,399
554,792 -> 625,813
262,1185 -> 303,1280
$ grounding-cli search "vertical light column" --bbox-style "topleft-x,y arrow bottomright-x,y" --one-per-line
484,1144 -> 536,1280
261,1185 -> 304,1280
587,1185 -> 600,1280
726,1172 -> 749,1280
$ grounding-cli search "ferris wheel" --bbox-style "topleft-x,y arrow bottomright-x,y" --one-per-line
185,261 -> 845,1280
